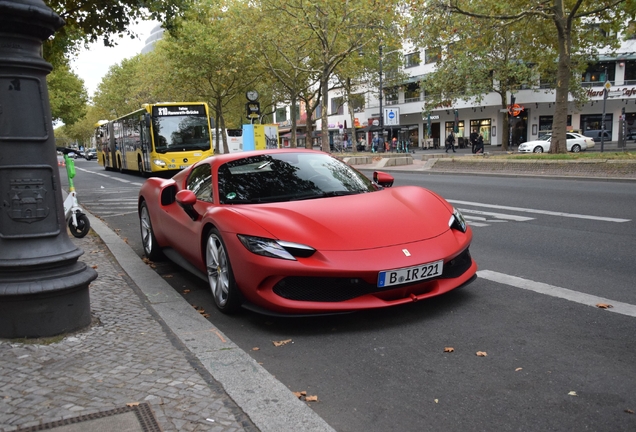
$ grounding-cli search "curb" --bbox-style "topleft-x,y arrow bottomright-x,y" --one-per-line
86,213 -> 336,432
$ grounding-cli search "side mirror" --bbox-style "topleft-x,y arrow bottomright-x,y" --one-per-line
176,190 -> 199,220
373,171 -> 394,188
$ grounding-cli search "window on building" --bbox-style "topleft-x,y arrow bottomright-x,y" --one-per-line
624,61 -> 636,84
582,62 -> 615,86
330,97 -> 344,115
276,108 -> 287,122
405,52 -> 420,68
385,87 -> 399,105
350,94 -> 365,112
425,47 -> 441,64
445,120 -> 465,138
470,119 -> 492,144
404,83 -> 421,103
539,115 -> 572,139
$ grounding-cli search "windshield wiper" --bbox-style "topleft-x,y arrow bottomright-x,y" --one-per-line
291,190 -> 361,201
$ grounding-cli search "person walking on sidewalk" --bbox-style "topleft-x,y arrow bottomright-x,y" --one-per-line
445,132 -> 456,153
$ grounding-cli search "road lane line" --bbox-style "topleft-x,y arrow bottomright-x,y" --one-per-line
459,208 -> 535,221
478,270 -> 636,318
449,200 -> 630,223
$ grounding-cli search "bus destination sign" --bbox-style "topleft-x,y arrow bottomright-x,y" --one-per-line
153,105 -> 205,116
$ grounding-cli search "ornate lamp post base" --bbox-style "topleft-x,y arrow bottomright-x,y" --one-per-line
0,0 -> 97,338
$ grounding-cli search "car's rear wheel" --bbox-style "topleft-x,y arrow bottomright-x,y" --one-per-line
139,201 -> 163,261
205,228 -> 242,313
533,146 -> 543,153
571,144 -> 581,153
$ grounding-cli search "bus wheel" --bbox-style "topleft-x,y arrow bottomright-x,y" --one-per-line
138,158 -> 147,178
103,156 -> 110,171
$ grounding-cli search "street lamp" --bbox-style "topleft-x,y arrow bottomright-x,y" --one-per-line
0,0 -> 96,338
379,45 -> 384,152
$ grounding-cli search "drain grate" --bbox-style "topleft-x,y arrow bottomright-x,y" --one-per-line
15,402 -> 162,432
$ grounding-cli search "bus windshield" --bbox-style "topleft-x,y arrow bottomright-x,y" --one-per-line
151,106 -> 211,153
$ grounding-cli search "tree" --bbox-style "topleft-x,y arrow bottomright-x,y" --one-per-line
47,62 -> 89,125
43,0 -> 187,65
265,0 -> 406,153
411,0 -> 629,153
159,0 -> 262,153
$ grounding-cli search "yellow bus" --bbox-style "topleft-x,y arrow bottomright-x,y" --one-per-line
96,102 -> 214,175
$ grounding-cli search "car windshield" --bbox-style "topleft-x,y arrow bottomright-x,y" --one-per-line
217,153 -> 376,204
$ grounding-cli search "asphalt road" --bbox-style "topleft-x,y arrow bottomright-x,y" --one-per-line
65,158 -> 636,432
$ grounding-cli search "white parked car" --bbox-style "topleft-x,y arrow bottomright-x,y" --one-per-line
518,132 -> 594,153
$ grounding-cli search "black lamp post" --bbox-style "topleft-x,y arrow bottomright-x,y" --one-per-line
378,45 -> 384,152
0,0 -> 96,338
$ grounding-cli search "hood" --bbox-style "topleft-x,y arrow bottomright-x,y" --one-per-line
231,186 -> 452,251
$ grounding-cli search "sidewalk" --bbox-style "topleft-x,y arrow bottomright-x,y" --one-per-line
345,142 -> 636,180
0,215 -> 335,432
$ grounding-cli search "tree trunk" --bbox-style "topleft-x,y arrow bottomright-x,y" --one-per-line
321,73 -> 330,153
551,3 -> 570,154
290,91 -> 298,148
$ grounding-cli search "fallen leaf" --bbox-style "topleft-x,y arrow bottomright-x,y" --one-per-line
476,351 -> 487,357
197,309 -> 206,314
91,265 -> 98,269
444,347 -> 454,353
293,392 -> 303,398
163,274 -> 173,278
306,395 -> 318,402
596,303 -> 613,309
183,289 -> 191,294
123,238 -> 128,244
126,402 -> 140,407
515,368 -> 523,372
434,399 -> 439,403
273,339 -> 292,347
568,391 -> 578,396
252,347 -> 260,351
625,409 -> 634,414
202,314 -> 210,318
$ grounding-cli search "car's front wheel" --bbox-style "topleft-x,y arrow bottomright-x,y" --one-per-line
571,144 -> 581,153
139,201 -> 163,261
205,228 -> 242,313
533,146 -> 544,153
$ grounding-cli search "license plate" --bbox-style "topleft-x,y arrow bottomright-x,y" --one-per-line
179,165 -> 189,169
378,260 -> 443,288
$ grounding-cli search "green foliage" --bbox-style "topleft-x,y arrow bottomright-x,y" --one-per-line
47,62 -> 88,125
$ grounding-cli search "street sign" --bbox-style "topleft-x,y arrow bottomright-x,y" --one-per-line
384,108 -> 400,126
604,81 -> 612,90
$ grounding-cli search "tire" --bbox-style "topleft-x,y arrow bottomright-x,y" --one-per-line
533,146 -> 544,153
571,144 -> 581,153
205,228 -> 242,313
103,156 -> 111,171
69,213 -> 90,238
139,201 -> 163,260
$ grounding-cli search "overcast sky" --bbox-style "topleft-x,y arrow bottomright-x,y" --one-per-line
70,20 -> 159,98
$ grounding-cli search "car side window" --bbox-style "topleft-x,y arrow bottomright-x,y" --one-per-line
187,164 -> 213,203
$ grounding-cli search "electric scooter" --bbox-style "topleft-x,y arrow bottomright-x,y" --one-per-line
61,152 -> 90,238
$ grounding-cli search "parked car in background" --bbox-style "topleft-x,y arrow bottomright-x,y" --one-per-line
583,129 -> 611,142
518,132 -> 594,153
84,149 -> 97,160
139,149 -> 477,315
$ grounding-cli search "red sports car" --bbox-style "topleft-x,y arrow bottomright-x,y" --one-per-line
138,149 -> 477,315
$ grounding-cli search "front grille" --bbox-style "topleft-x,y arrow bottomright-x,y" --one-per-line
273,248 -> 472,302
274,277 -> 378,302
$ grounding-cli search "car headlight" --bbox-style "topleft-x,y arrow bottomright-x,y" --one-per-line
153,159 -> 166,167
448,208 -> 467,233
237,235 -> 316,260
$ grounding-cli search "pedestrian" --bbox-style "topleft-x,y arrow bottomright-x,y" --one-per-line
475,133 -> 484,154
391,137 -> 397,152
371,135 -> 378,153
445,132 -> 456,153
470,131 -> 479,154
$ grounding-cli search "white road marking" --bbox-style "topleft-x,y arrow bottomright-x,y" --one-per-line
478,270 -> 636,318
459,208 -> 535,222
100,211 -> 138,217
449,200 -> 630,223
